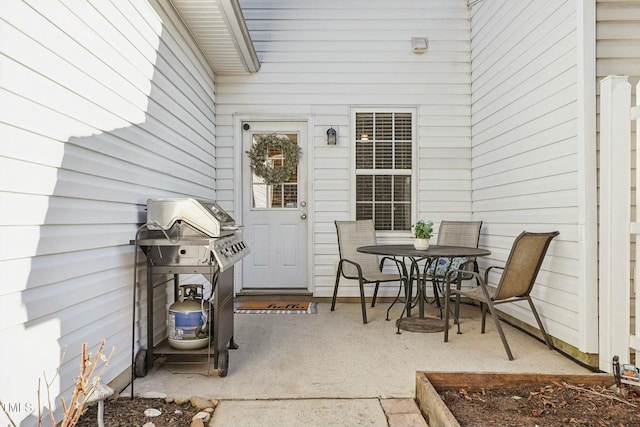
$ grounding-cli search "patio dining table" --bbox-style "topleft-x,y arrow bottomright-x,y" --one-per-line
357,244 -> 491,333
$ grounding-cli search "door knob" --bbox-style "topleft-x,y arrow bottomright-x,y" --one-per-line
300,213 -> 307,220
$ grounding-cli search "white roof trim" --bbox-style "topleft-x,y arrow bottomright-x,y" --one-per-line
170,0 -> 260,74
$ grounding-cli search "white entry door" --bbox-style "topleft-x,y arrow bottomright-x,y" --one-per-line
241,121 -> 308,290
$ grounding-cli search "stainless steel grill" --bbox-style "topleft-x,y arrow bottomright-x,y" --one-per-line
131,198 -> 249,381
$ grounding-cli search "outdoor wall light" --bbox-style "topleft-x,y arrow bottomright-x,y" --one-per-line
327,127 -> 337,145
412,37 -> 428,54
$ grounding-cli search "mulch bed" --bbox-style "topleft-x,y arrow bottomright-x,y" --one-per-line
76,398 -> 203,427
439,381 -> 640,426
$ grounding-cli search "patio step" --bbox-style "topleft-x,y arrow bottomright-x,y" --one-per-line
381,398 -> 429,427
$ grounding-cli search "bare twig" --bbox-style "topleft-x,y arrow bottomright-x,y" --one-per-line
59,340 -> 114,427
562,382 -> 637,407
0,400 -> 17,427
42,373 -> 55,427
37,345 -> 68,427
30,340 -> 115,427
37,378 -> 43,427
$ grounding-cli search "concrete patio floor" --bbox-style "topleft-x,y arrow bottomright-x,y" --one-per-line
125,301 -> 593,426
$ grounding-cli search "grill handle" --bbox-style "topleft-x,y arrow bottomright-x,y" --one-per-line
222,225 -> 244,231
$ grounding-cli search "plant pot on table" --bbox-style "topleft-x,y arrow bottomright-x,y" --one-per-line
414,238 -> 430,250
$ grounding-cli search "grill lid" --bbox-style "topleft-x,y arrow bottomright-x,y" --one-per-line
146,198 -> 238,237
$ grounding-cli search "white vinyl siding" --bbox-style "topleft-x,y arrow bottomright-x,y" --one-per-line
597,0 -> 640,85
0,1 -> 216,425
469,1 -> 583,348
596,0 -> 640,339
596,0 -> 640,169
217,0 -> 472,297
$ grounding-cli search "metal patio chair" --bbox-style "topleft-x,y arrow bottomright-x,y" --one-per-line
424,220 -> 483,314
331,220 -> 408,324
444,231 -> 559,360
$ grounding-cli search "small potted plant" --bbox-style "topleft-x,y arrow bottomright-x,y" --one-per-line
412,220 -> 433,250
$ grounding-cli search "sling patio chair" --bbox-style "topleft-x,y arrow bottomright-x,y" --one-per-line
422,220 -> 482,315
331,220 -> 409,324
443,231 -> 559,360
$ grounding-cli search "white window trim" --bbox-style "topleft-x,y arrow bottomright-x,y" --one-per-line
349,107 -> 418,239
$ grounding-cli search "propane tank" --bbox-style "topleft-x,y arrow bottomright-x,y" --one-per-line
168,284 -> 211,350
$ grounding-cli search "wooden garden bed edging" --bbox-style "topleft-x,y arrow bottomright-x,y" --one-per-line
415,371 -> 614,427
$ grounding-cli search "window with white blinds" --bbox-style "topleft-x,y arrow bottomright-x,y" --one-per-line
355,111 -> 413,231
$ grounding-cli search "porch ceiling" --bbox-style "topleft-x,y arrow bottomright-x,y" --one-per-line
169,0 -> 260,74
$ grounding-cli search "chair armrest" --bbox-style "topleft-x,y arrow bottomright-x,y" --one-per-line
460,258 -> 478,270
445,268 -> 494,302
457,259 -> 479,280
380,256 -> 408,279
485,265 -> 504,283
445,268 -> 482,287
338,258 -> 365,280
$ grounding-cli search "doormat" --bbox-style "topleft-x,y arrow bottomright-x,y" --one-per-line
234,301 -> 317,314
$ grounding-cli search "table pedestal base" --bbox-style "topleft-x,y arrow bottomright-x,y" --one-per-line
396,316 -> 446,333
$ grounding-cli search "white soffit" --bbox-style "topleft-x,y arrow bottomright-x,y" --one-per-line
170,0 -> 260,74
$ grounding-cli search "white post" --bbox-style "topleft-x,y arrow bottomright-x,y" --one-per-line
630,82 -> 640,361
598,75 -> 631,372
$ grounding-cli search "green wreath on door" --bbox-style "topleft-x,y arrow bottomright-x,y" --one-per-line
246,133 -> 301,185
